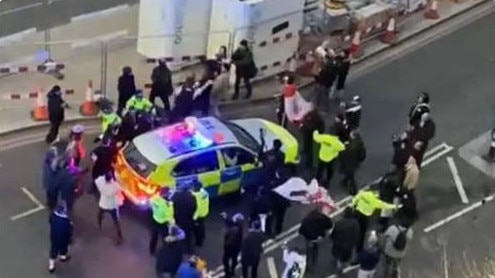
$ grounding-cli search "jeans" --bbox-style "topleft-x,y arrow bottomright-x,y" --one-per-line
241,259 -> 260,278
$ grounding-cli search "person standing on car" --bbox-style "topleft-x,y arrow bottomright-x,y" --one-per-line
231,39 -> 256,100
150,59 -> 174,111
117,66 -> 136,115
339,130 -> 366,195
46,85 -> 68,144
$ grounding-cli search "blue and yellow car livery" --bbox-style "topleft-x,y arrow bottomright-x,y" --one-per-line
114,116 -> 299,206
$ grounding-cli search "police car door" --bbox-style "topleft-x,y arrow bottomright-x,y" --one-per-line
219,146 -> 257,195
171,150 -> 221,196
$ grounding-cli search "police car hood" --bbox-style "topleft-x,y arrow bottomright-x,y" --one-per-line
230,118 -> 286,152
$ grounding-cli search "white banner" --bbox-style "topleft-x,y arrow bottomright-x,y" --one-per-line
273,178 -> 336,211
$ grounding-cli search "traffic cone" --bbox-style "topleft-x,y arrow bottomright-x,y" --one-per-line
424,0 -> 440,19
349,30 -> 363,58
30,90 -> 48,121
381,18 -> 397,44
79,80 -> 99,116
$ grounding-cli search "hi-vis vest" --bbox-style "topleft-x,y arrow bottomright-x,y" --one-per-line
101,113 -> 121,133
126,96 -> 153,111
351,190 -> 395,217
192,189 -> 209,220
313,131 -> 345,162
150,195 -> 174,224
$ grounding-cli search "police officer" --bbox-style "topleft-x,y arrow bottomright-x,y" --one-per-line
192,181 -> 210,248
342,95 -> 362,130
313,129 -> 346,188
351,189 -> 398,252
48,204 -> 73,273
100,99 -> 122,137
149,192 -> 175,255
126,89 -> 154,114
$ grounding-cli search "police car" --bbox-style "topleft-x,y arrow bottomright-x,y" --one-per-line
114,116 -> 299,206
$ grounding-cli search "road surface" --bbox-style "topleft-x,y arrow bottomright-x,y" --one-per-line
1,10 -> 495,278
0,0 -> 137,37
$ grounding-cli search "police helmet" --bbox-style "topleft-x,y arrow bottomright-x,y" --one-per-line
353,95 -> 361,102
135,89 -> 144,98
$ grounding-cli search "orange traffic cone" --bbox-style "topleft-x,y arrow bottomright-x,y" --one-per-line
349,30 -> 363,58
381,18 -> 397,44
79,80 -> 99,116
424,0 -> 440,19
30,90 -> 48,121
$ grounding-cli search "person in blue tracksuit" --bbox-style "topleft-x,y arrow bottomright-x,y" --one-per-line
177,256 -> 202,278
48,204 -> 73,273
56,153 -> 78,214
43,146 -> 61,211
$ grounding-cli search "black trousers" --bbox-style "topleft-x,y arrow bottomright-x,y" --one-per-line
233,75 -> 252,99
316,160 -> 335,188
302,131 -> 313,167
241,258 -> 260,278
336,73 -> 348,91
356,211 -> 369,252
342,171 -> 357,195
223,248 -> 240,277
193,218 -> 206,247
149,219 -> 169,254
50,238 -> 69,259
46,120 -> 62,143
305,240 -> 319,271
269,207 -> 286,236
46,191 -> 58,211
149,92 -> 170,111
97,208 -> 123,240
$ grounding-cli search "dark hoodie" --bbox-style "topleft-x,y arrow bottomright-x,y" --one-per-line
47,87 -> 65,122
118,72 -> 136,104
42,151 -> 59,193
156,228 -> 186,275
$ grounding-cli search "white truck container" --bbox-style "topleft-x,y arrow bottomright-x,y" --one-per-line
137,0 -> 212,68
208,0 -> 305,81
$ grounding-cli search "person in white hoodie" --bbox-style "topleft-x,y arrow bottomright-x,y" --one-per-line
95,171 -> 123,244
281,244 -> 306,278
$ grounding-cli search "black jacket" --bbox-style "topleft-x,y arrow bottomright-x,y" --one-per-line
301,110 -> 325,134
408,102 -> 430,125
156,239 -> 184,274
411,119 -> 436,146
335,57 -> 351,79
192,80 -> 213,114
151,65 -> 174,96
241,230 -> 265,263
50,211 -> 73,246
231,47 -> 254,77
299,209 -> 333,240
224,221 -> 244,252
172,191 -> 197,230
118,73 -> 136,103
173,87 -> 194,120
317,59 -> 337,88
47,89 -> 65,122
340,135 -> 366,174
331,217 -> 360,252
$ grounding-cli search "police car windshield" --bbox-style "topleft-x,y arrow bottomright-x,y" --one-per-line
222,121 -> 260,152
123,142 -> 157,177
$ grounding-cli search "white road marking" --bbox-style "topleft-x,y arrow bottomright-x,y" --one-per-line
423,194 -> 495,233
446,156 -> 469,204
0,2 -> 42,16
325,265 -> 359,278
10,187 -> 45,221
267,257 -> 279,278
210,142 -> 454,277
70,4 -> 130,22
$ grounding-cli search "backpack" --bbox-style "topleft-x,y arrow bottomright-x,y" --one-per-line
393,226 -> 407,250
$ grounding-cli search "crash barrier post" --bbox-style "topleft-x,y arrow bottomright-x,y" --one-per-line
381,17 -> 398,45
425,0 -> 440,19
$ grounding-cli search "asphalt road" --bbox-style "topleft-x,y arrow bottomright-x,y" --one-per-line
1,10 -> 495,278
0,0 -> 137,37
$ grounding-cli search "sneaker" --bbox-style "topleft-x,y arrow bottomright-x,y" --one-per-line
48,260 -> 55,273
59,255 -> 71,262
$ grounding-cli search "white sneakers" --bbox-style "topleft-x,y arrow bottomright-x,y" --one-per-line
48,255 -> 70,273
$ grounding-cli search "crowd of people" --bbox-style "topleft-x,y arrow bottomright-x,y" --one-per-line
40,37 -> 436,278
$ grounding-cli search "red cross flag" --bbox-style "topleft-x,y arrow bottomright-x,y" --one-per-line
273,178 -> 336,212
283,84 -> 313,123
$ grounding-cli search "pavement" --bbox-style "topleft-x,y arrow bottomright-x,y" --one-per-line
1,2 -> 495,278
0,0 -> 488,135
